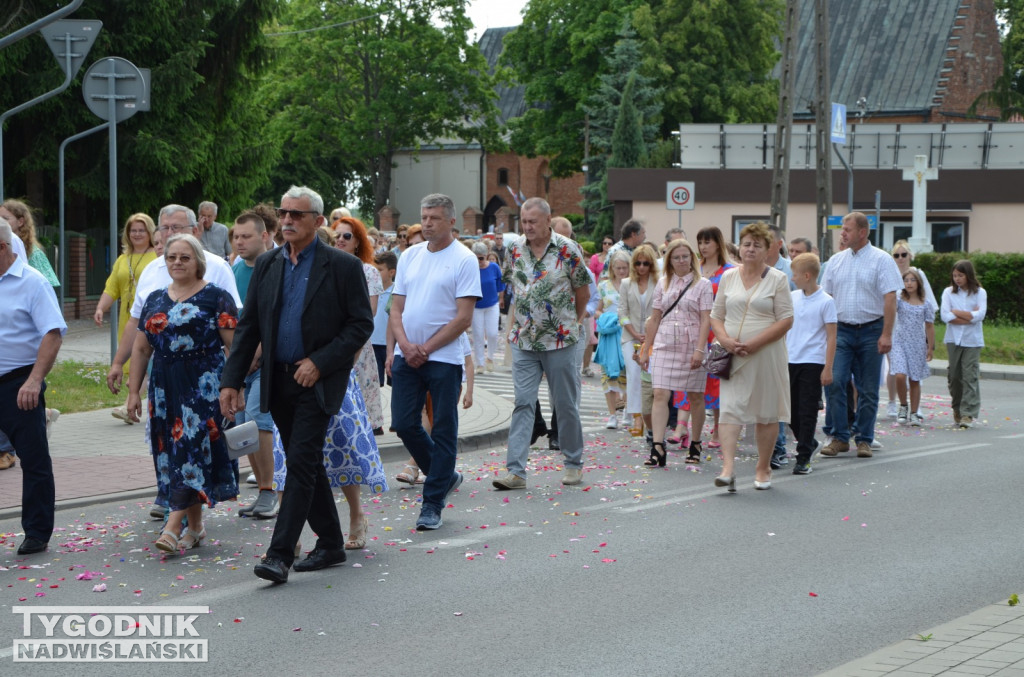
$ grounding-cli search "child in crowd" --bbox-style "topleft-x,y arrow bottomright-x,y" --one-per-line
890,269 -> 934,425
940,260 -> 986,428
786,253 -> 836,475
373,251 -> 397,386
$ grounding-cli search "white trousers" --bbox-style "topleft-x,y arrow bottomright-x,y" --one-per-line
472,304 -> 500,366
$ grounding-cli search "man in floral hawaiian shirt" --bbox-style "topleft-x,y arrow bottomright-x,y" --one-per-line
493,198 -> 592,490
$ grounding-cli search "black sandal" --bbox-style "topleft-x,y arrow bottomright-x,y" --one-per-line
685,440 -> 703,464
644,442 -> 667,467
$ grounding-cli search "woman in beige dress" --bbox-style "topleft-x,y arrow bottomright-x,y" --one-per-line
709,222 -> 793,491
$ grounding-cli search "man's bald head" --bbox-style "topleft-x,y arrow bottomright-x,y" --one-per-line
551,216 -> 572,238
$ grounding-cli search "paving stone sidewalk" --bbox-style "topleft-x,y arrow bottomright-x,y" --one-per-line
821,603 -> 1024,676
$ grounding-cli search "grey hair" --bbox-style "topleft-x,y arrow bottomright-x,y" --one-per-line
420,193 -> 455,221
165,233 -> 207,279
791,236 -> 814,253
0,218 -> 11,244
606,250 -> 631,279
159,204 -> 198,228
284,185 -> 324,215
198,200 -> 218,216
471,241 -> 489,257
521,197 -> 551,215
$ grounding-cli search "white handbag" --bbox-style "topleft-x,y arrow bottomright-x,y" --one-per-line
223,420 -> 258,460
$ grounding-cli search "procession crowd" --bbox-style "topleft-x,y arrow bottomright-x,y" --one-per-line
0,190 -> 986,583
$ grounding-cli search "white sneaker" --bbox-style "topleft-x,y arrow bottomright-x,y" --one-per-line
870,440 -> 884,450
910,413 -> 924,427
485,360 -> 494,373
245,472 -> 257,485
605,416 -> 618,430
886,401 -> 899,419
897,405 -> 909,424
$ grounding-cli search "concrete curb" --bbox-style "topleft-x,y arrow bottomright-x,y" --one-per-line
0,420 -> 514,521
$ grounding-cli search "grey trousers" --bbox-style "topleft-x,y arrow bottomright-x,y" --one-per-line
946,344 -> 981,418
506,344 -> 584,477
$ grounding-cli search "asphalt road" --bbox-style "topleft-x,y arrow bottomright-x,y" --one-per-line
2,378 -> 1022,676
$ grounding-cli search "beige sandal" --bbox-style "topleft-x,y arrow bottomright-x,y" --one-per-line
179,527 -> 206,549
396,464 -> 421,485
155,530 -> 179,553
345,516 -> 369,550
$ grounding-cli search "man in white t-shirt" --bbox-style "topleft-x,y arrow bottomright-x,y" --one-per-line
104,204 -> 241,518
388,193 -> 481,531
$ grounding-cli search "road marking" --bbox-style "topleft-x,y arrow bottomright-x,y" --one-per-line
995,433 -> 1024,439
609,441 -> 991,514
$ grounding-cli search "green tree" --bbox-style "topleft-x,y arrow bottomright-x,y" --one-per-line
634,0 -> 783,127
263,0 -> 504,223
0,0 -> 281,225
580,16 -> 661,235
970,0 -> 1024,120
501,0 -> 640,178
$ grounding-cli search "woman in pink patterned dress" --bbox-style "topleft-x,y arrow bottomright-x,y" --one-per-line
639,239 -> 713,467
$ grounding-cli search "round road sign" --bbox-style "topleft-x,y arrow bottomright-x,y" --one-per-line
81,57 -> 145,123
671,186 -> 691,206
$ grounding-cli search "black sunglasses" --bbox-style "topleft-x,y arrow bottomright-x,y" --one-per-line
339,232 -> 354,241
893,252 -> 909,258
635,260 -> 652,267
276,208 -> 318,219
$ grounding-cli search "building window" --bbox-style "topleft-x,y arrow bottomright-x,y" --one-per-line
878,220 -> 965,253
497,168 -> 509,186
732,216 -> 772,243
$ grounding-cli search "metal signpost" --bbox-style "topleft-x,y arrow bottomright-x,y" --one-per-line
666,181 -> 695,232
73,57 -> 147,356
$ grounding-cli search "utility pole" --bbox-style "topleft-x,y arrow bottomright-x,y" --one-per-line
769,0 -> 798,231
814,0 -> 833,258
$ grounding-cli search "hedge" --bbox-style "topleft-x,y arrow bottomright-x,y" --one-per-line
913,251 -> 1024,324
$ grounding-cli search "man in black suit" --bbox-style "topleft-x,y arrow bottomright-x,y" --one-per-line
220,185 -> 373,584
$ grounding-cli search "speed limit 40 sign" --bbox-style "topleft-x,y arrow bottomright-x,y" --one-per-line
666,181 -> 695,210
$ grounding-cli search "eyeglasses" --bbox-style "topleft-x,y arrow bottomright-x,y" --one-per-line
893,252 -> 909,258
477,256 -> 485,261
397,234 -> 407,240
339,232 -> 354,241
635,261 -> 652,267
166,254 -> 193,263
275,208 -> 318,220
603,241 -> 613,246
158,224 -> 192,233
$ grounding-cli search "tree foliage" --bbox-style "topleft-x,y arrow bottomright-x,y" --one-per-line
634,0 -> 782,126
502,0 -> 781,179
501,0 -> 640,178
262,0 -> 504,223
971,0 -> 1024,120
580,17 -> 661,235
0,0 -> 281,227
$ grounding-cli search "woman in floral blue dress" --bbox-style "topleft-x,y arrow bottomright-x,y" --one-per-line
126,234 -> 239,554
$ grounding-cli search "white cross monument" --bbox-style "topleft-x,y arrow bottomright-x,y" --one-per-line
902,154 -> 937,254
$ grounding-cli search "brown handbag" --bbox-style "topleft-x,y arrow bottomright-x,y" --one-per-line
702,270 -> 765,379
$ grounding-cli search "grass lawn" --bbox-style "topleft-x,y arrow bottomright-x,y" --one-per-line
45,361 -> 125,414
932,321 -> 1023,366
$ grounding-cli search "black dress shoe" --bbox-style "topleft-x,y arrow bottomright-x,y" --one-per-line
548,438 -> 560,451
254,556 -> 289,583
293,547 -> 347,572
17,537 -> 48,555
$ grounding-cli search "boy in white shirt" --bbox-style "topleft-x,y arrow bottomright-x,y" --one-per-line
787,253 -> 837,475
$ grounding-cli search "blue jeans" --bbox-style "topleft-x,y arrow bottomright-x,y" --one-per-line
391,356 -> 462,511
828,320 -> 885,445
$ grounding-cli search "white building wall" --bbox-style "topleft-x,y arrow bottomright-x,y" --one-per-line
389,149 -> 484,227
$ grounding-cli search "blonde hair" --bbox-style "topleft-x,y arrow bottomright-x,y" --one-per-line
121,213 -> 156,254
606,250 -> 631,282
1,199 -> 38,256
790,252 -> 821,277
891,239 -> 913,261
628,244 -> 659,284
662,238 -> 702,290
